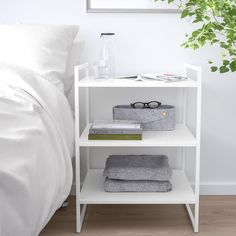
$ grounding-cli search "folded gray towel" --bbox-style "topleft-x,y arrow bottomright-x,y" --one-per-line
104,178 -> 172,192
103,155 -> 172,181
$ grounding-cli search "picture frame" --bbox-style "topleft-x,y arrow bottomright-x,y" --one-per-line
86,0 -> 181,13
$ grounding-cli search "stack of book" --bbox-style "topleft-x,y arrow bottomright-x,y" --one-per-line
88,120 -> 142,140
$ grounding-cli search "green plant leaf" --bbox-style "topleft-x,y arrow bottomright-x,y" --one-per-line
211,66 -> 218,72
219,66 -> 230,73
223,60 -> 230,66
230,60 -> 236,72
181,9 -> 189,18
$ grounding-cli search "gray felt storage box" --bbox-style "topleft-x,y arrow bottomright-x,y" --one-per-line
113,105 -> 175,131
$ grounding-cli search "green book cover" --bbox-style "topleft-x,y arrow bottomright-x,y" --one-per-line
88,134 -> 142,140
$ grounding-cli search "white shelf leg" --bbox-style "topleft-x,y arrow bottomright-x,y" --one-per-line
84,86 -> 90,230
193,143 -> 201,232
75,64 -> 89,233
86,87 -> 90,173
185,204 -> 195,229
81,204 -> 88,225
194,204 -> 199,233
181,87 -> 187,171
184,64 -> 202,233
76,151 -> 81,233
194,65 -> 202,233
74,65 -> 81,233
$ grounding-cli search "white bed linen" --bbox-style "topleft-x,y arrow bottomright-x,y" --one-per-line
0,63 -> 74,236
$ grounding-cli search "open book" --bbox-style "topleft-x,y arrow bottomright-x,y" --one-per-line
116,73 -> 188,83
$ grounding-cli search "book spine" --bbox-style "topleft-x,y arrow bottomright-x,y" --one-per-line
88,134 -> 142,140
89,129 -> 142,135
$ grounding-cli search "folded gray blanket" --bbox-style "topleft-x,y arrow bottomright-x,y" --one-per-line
104,178 -> 172,192
103,155 -> 172,181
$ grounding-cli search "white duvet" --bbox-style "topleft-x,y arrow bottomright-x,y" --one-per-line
0,63 -> 74,236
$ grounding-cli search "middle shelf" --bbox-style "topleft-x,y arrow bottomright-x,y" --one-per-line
79,123 -> 197,147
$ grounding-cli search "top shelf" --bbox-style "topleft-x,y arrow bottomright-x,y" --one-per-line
77,77 -> 199,88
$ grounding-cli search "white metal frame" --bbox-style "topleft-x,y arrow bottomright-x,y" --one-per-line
74,63 -> 202,233
74,63 -> 89,233
184,63 -> 202,233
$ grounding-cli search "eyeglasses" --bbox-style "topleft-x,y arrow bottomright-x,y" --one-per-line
130,101 -> 162,109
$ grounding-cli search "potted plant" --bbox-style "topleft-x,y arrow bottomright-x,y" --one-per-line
154,0 -> 236,73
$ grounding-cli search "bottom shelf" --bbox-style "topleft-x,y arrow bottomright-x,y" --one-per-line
80,169 -> 195,204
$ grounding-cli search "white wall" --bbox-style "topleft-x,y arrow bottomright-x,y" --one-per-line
1,0 -> 236,194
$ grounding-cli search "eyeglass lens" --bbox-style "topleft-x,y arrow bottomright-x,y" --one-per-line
148,101 -> 160,108
133,102 -> 145,108
132,101 -> 160,109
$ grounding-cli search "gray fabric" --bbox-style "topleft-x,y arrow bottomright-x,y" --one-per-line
104,178 -> 172,192
113,105 -> 175,131
103,155 -> 172,181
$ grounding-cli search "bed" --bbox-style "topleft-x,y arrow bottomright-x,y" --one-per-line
0,24 -> 79,236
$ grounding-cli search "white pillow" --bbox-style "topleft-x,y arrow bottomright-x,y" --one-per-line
0,24 -> 79,92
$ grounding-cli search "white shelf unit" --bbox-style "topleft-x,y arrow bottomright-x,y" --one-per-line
74,63 -> 202,233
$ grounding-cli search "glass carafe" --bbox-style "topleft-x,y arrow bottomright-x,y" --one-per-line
98,33 -> 115,79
